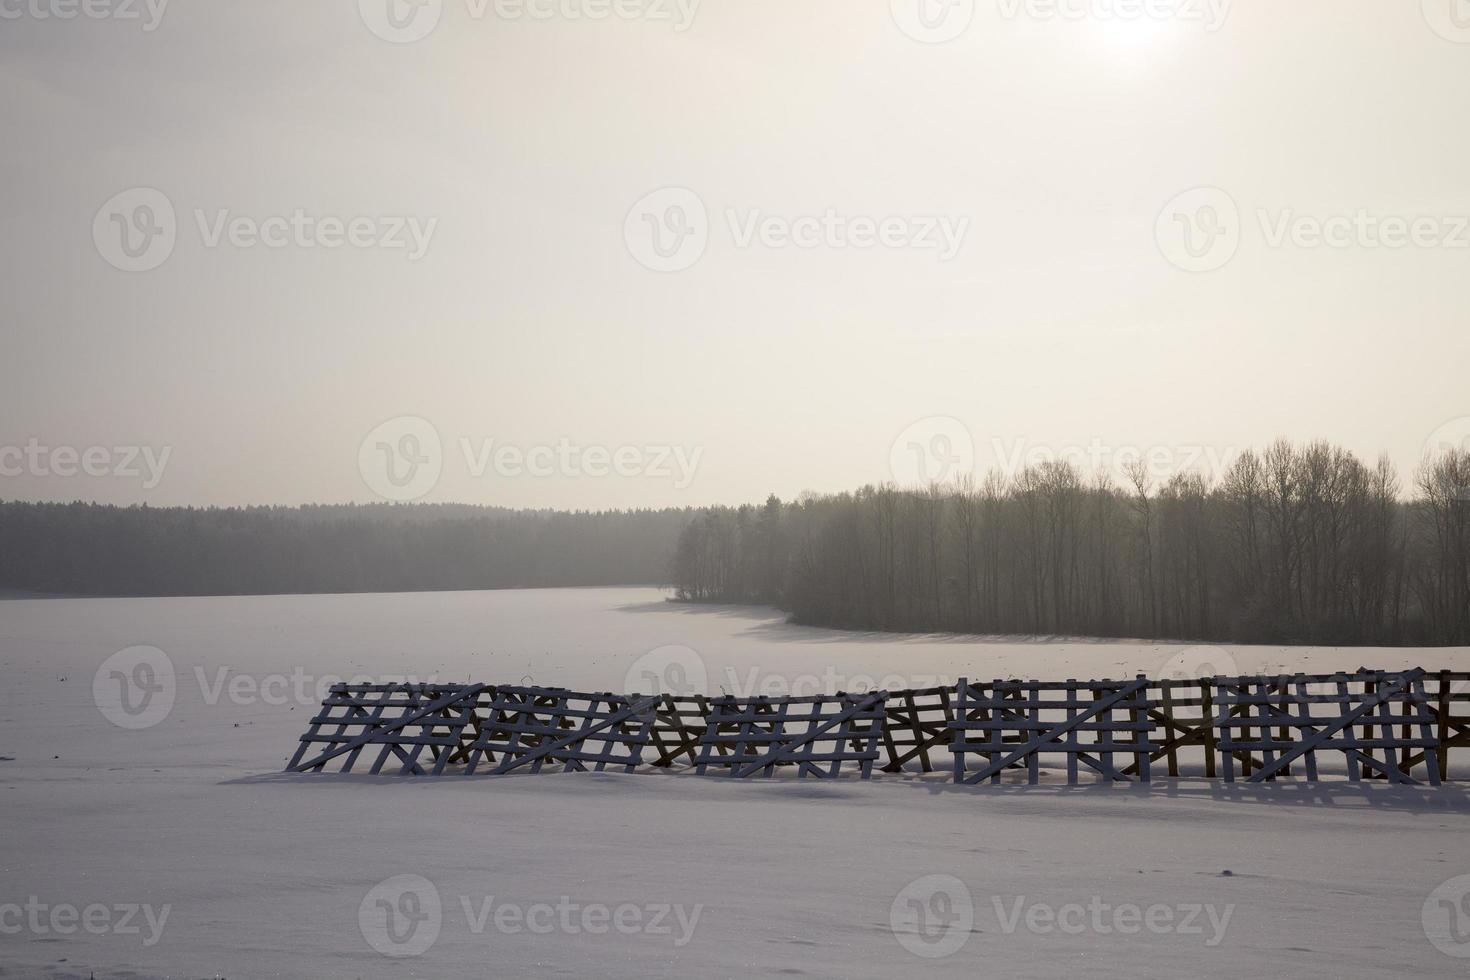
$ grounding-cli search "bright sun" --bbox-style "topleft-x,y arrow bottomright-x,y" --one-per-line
1096,16 -> 1172,52
1086,16 -> 1176,72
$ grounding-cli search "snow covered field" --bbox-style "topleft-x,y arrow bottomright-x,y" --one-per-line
2,587 -> 1469,978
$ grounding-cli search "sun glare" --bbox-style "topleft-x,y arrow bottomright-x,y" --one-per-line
1096,15 -> 1172,52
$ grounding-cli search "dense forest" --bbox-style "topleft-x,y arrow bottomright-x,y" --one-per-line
5,441 -> 1467,647
671,441 -> 1470,646
0,501 -> 690,597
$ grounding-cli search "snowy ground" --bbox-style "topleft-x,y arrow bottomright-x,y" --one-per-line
2,588 -> 1469,978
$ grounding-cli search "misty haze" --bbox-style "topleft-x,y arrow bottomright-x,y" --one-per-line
2,2 -> 1469,979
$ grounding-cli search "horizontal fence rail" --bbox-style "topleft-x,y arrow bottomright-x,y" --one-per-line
286,669 -> 1470,785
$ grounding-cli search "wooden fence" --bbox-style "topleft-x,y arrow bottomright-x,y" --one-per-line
951,677 -> 1154,785
286,669 -> 1470,785
692,692 -> 888,778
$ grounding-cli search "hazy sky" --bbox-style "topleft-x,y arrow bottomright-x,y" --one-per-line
3,0 -> 1468,509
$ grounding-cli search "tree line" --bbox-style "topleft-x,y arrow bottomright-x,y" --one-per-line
0,501 -> 690,597
671,441 -> 1470,646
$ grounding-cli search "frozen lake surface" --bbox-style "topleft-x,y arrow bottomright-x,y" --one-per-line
2,587 -> 1469,978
